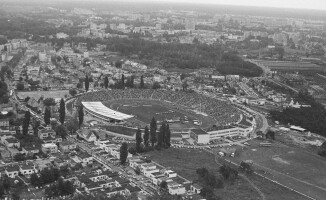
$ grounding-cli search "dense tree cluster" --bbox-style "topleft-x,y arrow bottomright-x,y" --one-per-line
44,178 -> 74,198
265,130 -> 275,140
0,175 -> 11,198
55,125 -> 67,139
270,90 -> 326,136
196,168 -> 223,200
69,88 -> 77,97
219,164 -> 238,183
30,167 -> 60,187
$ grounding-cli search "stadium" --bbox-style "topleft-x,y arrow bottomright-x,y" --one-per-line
75,89 -> 250,143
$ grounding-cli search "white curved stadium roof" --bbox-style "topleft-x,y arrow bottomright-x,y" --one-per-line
82,102 -> 133,121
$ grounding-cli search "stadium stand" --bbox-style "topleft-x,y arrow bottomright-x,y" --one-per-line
76,89 -> 241,126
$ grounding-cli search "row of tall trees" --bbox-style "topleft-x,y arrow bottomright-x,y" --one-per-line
134,117 -> 171,153
102,75 -> 145,90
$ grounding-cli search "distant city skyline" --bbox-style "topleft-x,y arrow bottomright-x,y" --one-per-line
119,0 -> 326,11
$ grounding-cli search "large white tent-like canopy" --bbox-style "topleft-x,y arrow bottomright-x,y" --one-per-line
82,102 -> 133,121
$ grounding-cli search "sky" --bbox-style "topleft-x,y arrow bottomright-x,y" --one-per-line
126,0 -> 326,11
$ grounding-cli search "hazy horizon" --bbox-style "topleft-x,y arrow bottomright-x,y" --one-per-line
3,0 -> 326,11
58,0 -> 326,11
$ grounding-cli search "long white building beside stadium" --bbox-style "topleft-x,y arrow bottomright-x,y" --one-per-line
82,102 -> 133,123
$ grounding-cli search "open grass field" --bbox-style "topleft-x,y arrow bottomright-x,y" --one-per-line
144,148 -> 307,200
237,139 -> 326,200
105,99 -> 215,129
17,90 -> 69,100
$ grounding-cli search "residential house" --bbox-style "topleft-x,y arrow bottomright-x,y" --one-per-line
164,170 -> 177,178
76,152 -> 93,166
60,140 -> 77,152
22,144 -> 40,156
41,143 -> 58,154
38,129 -> 56,140
4,137 -> 20,148
190,184 -> 203,194
0,119 -> 9,128
169,186 -> 186,195
19,163 -> 36,176
5,165 -> 20,178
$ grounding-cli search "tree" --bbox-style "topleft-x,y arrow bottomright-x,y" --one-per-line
143,126 -> 150,148
65,118 -> 79,134
59,98 -> 65,125
126,76 -> 134,88
32,119 -> 40,135
120,142 -> 128,165
44,107 -> 51,125
182,81 -> 188,91
134,167 -> 141,175
22,111 -> 31,135
2,175 -> 10,192
121,74 -> 125,89
115,60 -> 123,68
30,173 -> 40,186
140,75 -> 145,89
76,82 -> 82,89
266,130 -> 275,140
239,161 -> 253,174
43,98 -> 56,107
69,89 -> 77,97
56,125 -> 67,139
152,82 -> 161,89
275,46 -> 285,60
85,75 -> 89,92
158,122 -> 166,147
160,181 -> 168,191
219,165 -> 238,183
0,182 -> 4,199
14,153 -> 26,161
180,73 -> 186,81
135,128 -> 142,153
165,124 -> 171,147
78,106 -> 84,128
104,76 -> 109,89
0,80 -> 9,104
150,117 -> 157,147
16,82 -> 24,90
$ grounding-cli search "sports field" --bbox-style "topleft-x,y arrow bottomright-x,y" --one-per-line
105,99 -> 216,129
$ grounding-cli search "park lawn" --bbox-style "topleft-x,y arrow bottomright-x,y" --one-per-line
144,148 -> 261,200
144,148 -> 310,200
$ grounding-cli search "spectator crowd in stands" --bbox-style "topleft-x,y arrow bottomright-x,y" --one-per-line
76,89 -> 241,126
